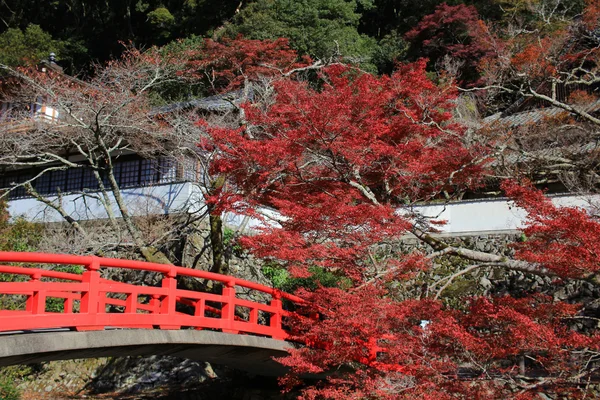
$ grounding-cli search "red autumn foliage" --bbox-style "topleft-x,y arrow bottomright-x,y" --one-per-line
584,0 -> 600,29
510,37 -> 561,80
503,180 -> 600,280
200,39 -> 600,399
182,36 -> 310,93
279,285 -> 596,399
207,60 -> 486,279
405,3 -> 496,85
478,0 -> 600,103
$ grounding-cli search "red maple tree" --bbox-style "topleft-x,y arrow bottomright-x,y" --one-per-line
476,0 -> 600,118
200,38 -> 600,398
405,3 -> 496,85
503,181 -> 600,283
208,60 -> 485,278
181,36 -> 310,93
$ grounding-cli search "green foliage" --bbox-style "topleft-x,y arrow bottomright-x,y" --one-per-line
0,201 -> 43,310
136,1 -> 151,13
262,262 -> 349,292
371,30 -> 408,74
147,7 -> 175,26
0,0 -> 585,74
224,0 -> 378,69
0,200 -> 43,252
147,7 -> 176,41
223,227 -> 243,255
0,24 -> 66,67
0,376 -> 20,400
0,218 -> 43,253
262,262 -> 291,289
54,264 -> 85,275
148,35 -> 210,104
0,0 -> 244,72
0,364 -> 40,381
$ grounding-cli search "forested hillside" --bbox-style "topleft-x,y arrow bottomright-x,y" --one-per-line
2,1 -> 600,399
0,1 -> 585,75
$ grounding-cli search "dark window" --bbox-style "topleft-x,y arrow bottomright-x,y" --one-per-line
35,173 -> 52,194
66,168 -> 84,192
182,158 -> 199,182
109,163 -> 120,187
82,168 -> 99,191
159,158 -> 176,183
11,173 -> 31,198
1,156 -> 192,199
119,160 -> 140,188
140,159 -> 158,185
52,170 -> 67,192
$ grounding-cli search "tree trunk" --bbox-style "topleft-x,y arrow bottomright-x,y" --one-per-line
209,212 -> 225,275
207,175 -> 227,275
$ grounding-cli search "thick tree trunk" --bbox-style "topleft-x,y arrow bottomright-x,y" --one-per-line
207,175 -> 227,275
209,212 -> 225,275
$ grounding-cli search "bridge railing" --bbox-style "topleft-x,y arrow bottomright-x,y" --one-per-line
0,252 -> 304,340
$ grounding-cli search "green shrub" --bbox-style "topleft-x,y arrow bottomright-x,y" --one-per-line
262,262 -> 349,292
262,262 -> 291,289
0,377 -> 20,400
223,227 -> 243,255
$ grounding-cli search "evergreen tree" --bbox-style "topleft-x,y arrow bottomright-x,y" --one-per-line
224,0 -> 378,68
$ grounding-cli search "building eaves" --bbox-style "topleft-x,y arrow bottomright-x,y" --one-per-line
151,89 -> 252,116
483,98 -> 600,128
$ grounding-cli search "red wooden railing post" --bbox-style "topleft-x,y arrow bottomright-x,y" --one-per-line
194,298 -> 205,330
270,290 -> 286,340
63,295 -> 73,313
159,267 -> 180,329
76,256 -> 102,331
221,279 -> 238,334
125,290 -> 137,313
249,307 -> 258,326
26,272 -> 45,315
150,294 -> 160,314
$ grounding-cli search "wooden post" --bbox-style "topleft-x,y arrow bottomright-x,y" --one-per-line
221,279 -> 238,334
27,272 -> 45,315
63,293 -> 74,313
159,267 -> 180,329
125,291 -> 137,313
76,257 -> 103,331
194,298 -> 205,330
269,290 -> 286,340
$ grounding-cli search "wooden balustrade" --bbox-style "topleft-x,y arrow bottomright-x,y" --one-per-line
0,252 -> 303,340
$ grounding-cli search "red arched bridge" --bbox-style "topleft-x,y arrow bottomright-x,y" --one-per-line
0,252 -> 304,375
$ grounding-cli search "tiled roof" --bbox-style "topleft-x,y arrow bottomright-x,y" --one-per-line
483,99 -> 600,128
493,141 -> 599,167
480,98 -> 600,169
151,89 -> 252,115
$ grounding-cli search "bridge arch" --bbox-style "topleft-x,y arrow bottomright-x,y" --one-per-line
0,330 -> 290,376
0,252 -> 303,376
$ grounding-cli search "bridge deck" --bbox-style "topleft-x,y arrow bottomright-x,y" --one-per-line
0,252 -> 306,376
0,330 -> 291,376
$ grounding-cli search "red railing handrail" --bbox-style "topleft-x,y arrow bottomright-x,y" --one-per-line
0,251 -> 304,340
0,252 -> 304,303
0,264 -> 83,281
